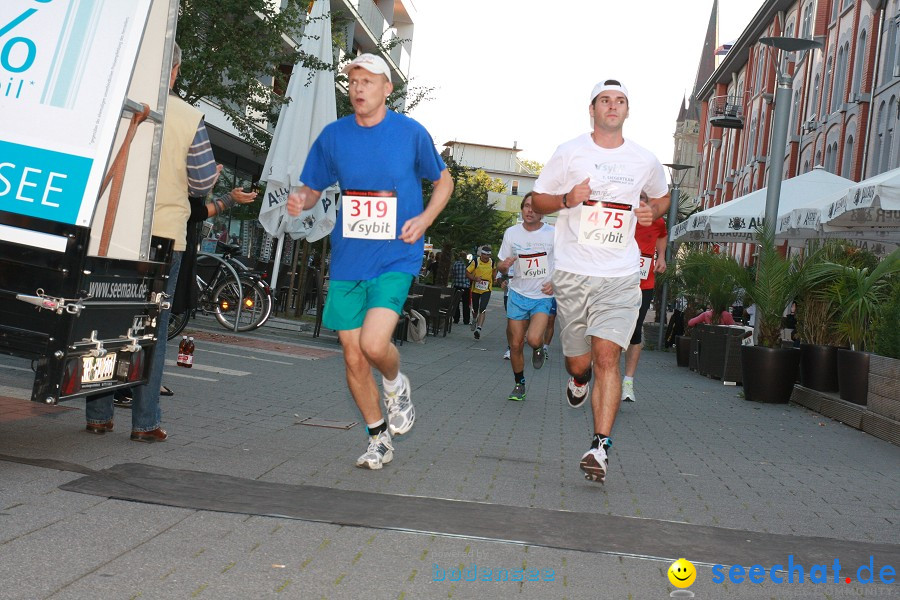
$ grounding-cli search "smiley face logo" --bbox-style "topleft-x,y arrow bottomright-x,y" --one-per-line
668,558 -> 696,588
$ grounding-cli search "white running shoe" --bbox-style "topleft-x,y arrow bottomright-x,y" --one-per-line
356,430 -> 394,469
579,445 -> 608,483
621,379 -> 635,403
566,376 -> 590,408
383,374 -> 415,436
503,348 -> 510,360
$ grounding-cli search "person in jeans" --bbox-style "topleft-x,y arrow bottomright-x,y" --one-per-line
85,43 -> 218,442
287,53 -> 453,470
450,251 -> 471,325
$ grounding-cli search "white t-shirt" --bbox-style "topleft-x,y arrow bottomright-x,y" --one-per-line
533,134 -> 668,277
498,223 -> 555,299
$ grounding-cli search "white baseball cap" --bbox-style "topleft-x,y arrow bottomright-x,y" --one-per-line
590,79 -> 629,103
342,53 -> 391,79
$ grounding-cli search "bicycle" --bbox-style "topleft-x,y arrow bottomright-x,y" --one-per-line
168,244 -> 273,340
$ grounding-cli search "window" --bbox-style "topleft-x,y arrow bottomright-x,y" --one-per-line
825,143 -> 834,172
809,74 -> 820,120
792,90 -> 801,132
815,149 -> 823,167
883,96 -> 896,172
756,49 -> 766,92
853,30 -> 867,95
842,135 -> 854,177
822,57 -> 833,115
748,117 -> 758,161
832,45 -> 847,108
511,180 -> 519,196
831,0 -> 839,24
803,159 -> 811,173
801,3 -> 812,39
884,15 -> 899,82
874,100 -> 886,171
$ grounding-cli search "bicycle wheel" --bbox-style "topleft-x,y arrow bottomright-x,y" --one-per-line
212,276 -> 269,332
250,285 -> 273,330
167,310 -> 190,340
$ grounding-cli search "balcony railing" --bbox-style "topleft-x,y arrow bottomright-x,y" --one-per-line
709,95 -> 745,129
347,0 -> 387,42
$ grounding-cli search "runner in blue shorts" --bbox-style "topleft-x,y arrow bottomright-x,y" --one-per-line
497,193 -> 555,401
287,54 -> 453,470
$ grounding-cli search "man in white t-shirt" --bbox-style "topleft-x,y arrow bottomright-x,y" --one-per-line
532,79 -> 670,484
497,193 -> 555,402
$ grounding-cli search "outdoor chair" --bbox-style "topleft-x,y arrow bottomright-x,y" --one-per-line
419,285 -> 452,336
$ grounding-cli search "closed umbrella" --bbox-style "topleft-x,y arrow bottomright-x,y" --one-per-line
257,0 -> 336,291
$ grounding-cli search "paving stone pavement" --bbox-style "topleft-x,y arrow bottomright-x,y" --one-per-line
0,292 -> 898,599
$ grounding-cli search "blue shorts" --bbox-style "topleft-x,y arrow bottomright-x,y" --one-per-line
507,289 -> 554,321
550,298 -> 557,316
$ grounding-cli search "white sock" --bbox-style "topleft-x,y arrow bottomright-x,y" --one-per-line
383,373 -> 402,393
623,376 -> 634,384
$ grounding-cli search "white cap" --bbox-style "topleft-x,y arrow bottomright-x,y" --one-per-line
590,79 -> 629,103
342,53 -> 391,79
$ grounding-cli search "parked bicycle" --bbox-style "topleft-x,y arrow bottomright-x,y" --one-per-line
168,244 -> 273,340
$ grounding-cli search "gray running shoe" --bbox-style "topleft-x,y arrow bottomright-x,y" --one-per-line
532,346 -> 545,370
356,430 -> 393,469
383,374 -> 415,436
508,382 -> 526,401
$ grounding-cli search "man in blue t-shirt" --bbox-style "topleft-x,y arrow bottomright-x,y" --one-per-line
287,53 -> 453,470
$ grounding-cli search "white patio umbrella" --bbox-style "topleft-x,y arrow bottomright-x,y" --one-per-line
671,168 -> 853,244
257,0 -> 336,291
820,166 -> 900,231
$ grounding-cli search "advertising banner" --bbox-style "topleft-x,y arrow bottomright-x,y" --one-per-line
0,0 -> 152,230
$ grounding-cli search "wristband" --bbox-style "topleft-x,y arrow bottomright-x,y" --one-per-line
220,194 -> 236,209
562,193 -> 569,208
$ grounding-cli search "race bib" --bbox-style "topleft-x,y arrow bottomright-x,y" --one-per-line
474,280 -> 490,292
516,252 -> 549,280
342,190 -> 397,240
638,254 -> 653,280
578,200 -> 634,249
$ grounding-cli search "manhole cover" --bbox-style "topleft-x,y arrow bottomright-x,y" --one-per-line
294,416 -> 357,430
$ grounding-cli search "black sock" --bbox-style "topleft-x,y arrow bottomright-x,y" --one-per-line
591,433 -> 612,450
367,421 -> 388,436
514,371 -> 525,385
574,369 -> 592,386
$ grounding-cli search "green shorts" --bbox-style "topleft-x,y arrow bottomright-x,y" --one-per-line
322,272 -> 413,331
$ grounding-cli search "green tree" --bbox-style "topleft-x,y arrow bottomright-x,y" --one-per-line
519,159 -> 543,175
423,157 -> 515,285
175,0 -> 331,150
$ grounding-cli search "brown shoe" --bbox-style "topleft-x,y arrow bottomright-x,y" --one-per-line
130,427 -> 168,443
85,421 -> 114,434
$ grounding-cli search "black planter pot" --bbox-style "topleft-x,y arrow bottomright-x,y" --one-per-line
799,344 -> 840,392
837,349 -> 870,406
740,345 -> 800,403
675,335 -> 691,367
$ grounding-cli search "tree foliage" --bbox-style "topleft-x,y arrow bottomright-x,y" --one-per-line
423,156 -> 516,285
175,0 -> 331,150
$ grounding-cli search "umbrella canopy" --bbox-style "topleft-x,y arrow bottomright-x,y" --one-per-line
671,168 -> 853,244
257,0 -> 336,244
820,166 -> 900,231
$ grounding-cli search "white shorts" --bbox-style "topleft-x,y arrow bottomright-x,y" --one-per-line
552,270 -> 642,355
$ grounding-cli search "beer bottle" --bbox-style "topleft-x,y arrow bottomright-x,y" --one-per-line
177,336 -> 188,367
184,336 -> 195,368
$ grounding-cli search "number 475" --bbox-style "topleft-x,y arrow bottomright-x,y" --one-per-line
587,210 -> 623,228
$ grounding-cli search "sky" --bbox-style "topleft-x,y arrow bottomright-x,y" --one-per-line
406,0 -> 766,180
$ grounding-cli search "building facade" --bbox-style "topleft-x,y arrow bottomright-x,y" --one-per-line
692,0 -> 900,263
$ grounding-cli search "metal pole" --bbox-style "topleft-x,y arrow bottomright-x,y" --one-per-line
764,81 -> 792,229
657,183 -> 681,350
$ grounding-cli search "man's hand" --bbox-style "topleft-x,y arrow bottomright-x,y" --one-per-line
229,188 -> 257,204
655,256 -> 667,273
635,200 -> 654,226
287,187 -> 320,217
567,177 -> 592,207
399,213 -> 432,243
541,281 -> 554,296
498,256 -> 516,271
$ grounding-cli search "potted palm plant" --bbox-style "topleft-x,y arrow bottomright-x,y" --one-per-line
738,227 -> 802,403
793,241 -> 844,392
818,247 -> 900,405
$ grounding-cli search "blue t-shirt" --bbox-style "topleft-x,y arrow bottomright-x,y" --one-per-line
300,110 -> 446,280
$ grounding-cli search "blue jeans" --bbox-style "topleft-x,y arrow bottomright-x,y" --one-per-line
86,252 -> 182,432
